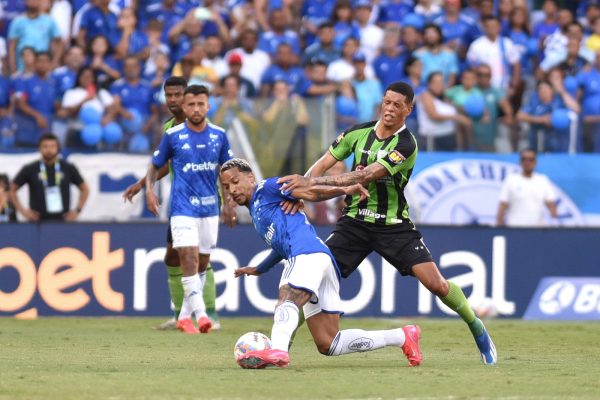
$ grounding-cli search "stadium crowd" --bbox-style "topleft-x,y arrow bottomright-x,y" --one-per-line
0,0 -> 599,154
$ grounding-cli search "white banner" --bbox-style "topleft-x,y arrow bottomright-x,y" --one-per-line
2,153 -> 171,221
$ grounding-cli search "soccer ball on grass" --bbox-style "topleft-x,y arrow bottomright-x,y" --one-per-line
234,332 -> 272,362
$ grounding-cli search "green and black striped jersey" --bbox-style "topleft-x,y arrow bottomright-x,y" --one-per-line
163,117 -> 176,132
328,120 -> 418,225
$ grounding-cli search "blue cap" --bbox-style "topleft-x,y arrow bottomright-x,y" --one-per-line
352,51 -> 366,62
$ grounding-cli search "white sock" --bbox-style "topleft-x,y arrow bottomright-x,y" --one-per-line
181,274 -> 207,319
271,301 -> 300,351
178,297 -> 192,320
327,328 -> 405,356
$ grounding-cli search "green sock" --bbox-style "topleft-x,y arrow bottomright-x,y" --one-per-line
203,264 -> 217,318
166,265 -> 183,319
440,281 -> 484,337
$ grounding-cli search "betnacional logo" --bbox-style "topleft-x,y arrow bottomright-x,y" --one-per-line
0,232 -> 124,317
409,159 -> 584,226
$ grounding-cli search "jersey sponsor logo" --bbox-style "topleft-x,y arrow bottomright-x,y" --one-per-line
201,196 -> 216,206
388,150 -> 404,164
182,162 -> 218,173
348,337 -> 374,351
411,159 -> 584,226
357,208 -> 385,220
265,222 -> 275,246
189,196 -> 201,206
196,144 -> 206,149
181,143 -> 191,150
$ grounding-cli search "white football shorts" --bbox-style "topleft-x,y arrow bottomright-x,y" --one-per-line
279,252 -> 342,319
170,215 -> 219,254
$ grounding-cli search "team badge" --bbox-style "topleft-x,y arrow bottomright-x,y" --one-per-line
388,150 -> 405,164
335,133 -> 344,143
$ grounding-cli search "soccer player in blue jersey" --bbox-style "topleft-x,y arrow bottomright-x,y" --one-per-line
123,77 -> 225,332
145,85 -> 235,334
220,158 -> 422,369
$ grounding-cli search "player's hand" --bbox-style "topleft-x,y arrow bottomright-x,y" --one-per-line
280,199 -> 304,215
63,210 -> 80,221
344,184 -> 369,202
277,174 -> 311,192
146,191 -> 160,216
221,203 -> 237,228
22,208 -> 40,222
234,266 -> 260,278
123,181 -> 143,203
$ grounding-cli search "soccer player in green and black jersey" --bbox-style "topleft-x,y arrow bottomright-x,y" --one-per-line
122,77 -> 224,331
279,81 -> 497,365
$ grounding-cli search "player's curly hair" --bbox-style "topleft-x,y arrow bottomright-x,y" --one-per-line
221,158 -> 253,173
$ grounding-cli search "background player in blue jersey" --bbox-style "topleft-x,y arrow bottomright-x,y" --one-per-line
123,77 -> 226,332
145,85 -> 235,334
220,158 -> 422,369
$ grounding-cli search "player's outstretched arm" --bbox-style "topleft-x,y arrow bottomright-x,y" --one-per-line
305,152 -> 339,178
291,183 -> 369,203
278,163 -> 388,190
234,266 -> 260,277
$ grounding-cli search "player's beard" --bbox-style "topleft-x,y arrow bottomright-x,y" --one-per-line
188,114 -> 205,127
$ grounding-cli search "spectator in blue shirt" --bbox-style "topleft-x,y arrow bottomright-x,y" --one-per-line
114,8 -> 150,60
13,51 -> 57,147
8,0 -> 63,74
145,0 -> 185,40
0,0 -> 26,37
377,0 -> 413,26
373,24 -> 407,89
52,45 -> 86,101
301,0 -> 336,47
506,6 -> 534,76
302,22 -> 341,66
352,52 -> 382,123
76,0 -> 119,50
404,55 -> 426,135
331,0 -> 361,50
415,23 -> 459,87
110,56 -> 158,136
258,9 -> 301,57
517,76 -> 580,152
533,0 -> 560,43
434,0 -> 477,62
577,49 -> 600,152
261,43 -> 337,98
87,35 -> 122,89
260,43 -> 311,96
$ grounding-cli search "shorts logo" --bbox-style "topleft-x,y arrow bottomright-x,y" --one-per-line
348,338 -> 374,352
388,150 -> 404,164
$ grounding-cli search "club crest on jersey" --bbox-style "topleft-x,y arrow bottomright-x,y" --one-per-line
388,150 -> 405,164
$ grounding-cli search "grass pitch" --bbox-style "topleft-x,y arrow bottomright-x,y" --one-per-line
1,317 -> 599,400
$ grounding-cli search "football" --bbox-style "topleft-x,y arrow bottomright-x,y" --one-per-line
234,332 -> 272,360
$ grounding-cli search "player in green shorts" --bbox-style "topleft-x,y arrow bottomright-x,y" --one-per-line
279,81 -> 497,365
122,77 -> 225,331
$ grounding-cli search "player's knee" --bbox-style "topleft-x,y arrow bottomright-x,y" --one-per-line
164,250 -> 179,266
317,342 -> 331,355
429,278 -> 449,297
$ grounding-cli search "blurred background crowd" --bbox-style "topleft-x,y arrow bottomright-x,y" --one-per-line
1,0 -> 600,172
